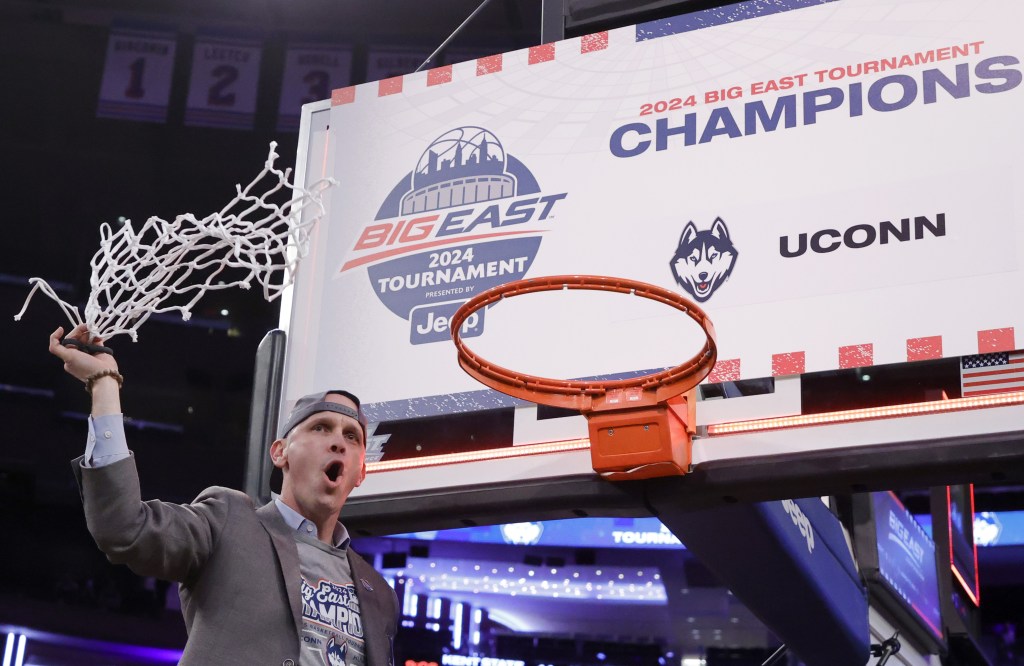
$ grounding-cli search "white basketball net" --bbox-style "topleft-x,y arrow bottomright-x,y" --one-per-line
14,142 -> 335,342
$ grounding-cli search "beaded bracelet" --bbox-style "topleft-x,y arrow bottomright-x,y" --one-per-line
85,369 -> 124,393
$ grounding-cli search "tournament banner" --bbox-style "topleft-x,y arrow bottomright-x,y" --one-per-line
277,43 -> 352,132
184,32 -> 262,130
286,0 -> 1024,420
97,25 -> 177,123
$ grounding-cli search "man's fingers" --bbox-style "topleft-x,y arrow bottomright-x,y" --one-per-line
50,324 -> 93,360
49,327 -> 69,358
68,323 -> 89,340
69,324 -> 107,348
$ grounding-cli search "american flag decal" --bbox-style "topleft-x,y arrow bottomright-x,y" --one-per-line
960,351 -> 1024,397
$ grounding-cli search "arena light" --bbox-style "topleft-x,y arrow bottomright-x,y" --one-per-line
0,628 -> 178,664
949,485 -> 981,607
3,633 -> 14,666
951,562 -> 980,607
1,634 -> 25,666
453,602 -> 464,650
707,391 -> 1024,435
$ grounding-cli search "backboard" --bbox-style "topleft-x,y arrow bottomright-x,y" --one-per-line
273,0 -> 1024,534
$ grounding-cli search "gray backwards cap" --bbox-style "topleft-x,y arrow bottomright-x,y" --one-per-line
278,389 -> 368,441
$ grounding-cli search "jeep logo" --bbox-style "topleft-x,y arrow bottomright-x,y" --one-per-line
410,301 -> 484,345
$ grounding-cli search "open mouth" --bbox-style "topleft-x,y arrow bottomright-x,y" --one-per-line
325,462 -> 342,483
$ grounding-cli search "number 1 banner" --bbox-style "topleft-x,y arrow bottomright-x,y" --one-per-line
185,32 -> 263,130
97,25 -> 177,123
277,43 -> 352,132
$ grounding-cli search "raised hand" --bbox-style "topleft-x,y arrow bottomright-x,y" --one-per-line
49,324 -> 119,385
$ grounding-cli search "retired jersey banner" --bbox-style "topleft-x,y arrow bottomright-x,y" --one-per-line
277,43 -> 352,132
185,33 -> 262,129
285,0 -> 1024,419
97,26 -> 177,123
364,48 -> 429,83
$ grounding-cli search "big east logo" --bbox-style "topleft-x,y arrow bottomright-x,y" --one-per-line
340,126 -> 568,344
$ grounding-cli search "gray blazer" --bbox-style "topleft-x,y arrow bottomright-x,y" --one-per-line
73,455 -> 398,666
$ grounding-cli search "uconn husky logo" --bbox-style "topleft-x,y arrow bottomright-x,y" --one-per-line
325,636 -> 347,666
670,218 -> 738,302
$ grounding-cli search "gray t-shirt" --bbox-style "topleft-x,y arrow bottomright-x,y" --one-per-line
296,532 -> 366,666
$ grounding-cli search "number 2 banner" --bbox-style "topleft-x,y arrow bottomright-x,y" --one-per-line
97,25 -> 177,123
185,33 -> 262,130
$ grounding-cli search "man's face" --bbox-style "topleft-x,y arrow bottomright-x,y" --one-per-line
271,394 -> 366,524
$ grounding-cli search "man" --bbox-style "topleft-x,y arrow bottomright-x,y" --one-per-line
50,323 -> 398,666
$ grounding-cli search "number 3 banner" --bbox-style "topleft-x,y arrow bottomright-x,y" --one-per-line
277,44 -> 352,132
97,25 -> 177,123
185,32 -> 262,130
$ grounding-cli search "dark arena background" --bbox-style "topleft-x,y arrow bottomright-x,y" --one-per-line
2,1 -> 1023,666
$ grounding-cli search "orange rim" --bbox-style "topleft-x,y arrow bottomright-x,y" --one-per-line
450,275 -> 717,411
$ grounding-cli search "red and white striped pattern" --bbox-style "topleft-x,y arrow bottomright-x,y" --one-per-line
330,32 -> 611,106
707,327 -> 1018,382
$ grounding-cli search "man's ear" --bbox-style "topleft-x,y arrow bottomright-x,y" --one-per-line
355,460 -> 367,487
270,439 -> 288,470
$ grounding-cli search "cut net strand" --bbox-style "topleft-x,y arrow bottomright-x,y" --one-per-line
14,142 -> 335,342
